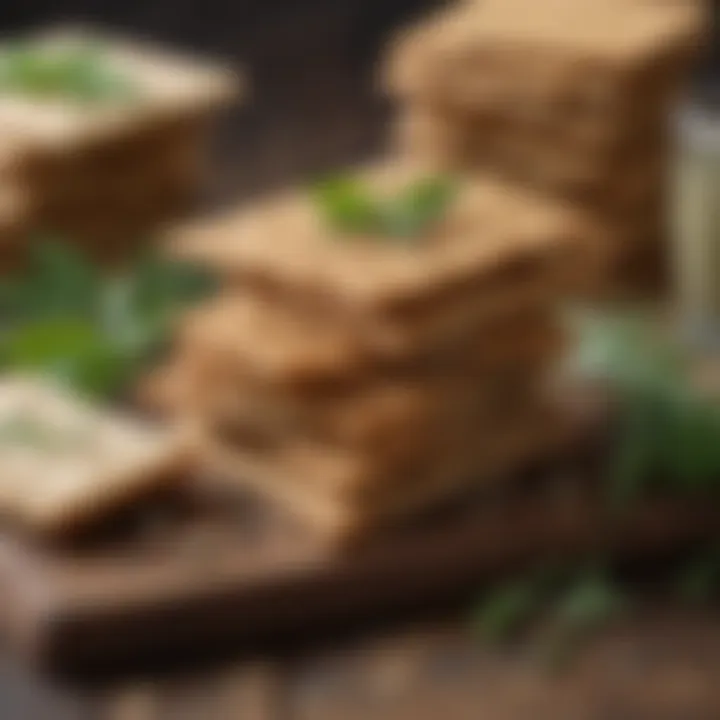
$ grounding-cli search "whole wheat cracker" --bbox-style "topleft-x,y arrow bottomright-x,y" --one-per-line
169,167 -> 588,351
172,291 -> 564,391
0,26 -> 242,154
202,406 -> 571,543
384,0 -> 704,114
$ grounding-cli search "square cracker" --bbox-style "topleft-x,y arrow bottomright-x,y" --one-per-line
203,404 -> 571,544
169,165 -> 588,351
174,355 -> 554,471
0,26 -> 242,153
385,0 -> 704,116
172,292 -> 564,391
0,377 -> 192,536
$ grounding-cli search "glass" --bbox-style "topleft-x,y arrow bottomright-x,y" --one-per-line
673,95 -> 720,348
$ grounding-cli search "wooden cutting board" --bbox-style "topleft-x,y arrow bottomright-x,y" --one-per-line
0,416 -> 719,675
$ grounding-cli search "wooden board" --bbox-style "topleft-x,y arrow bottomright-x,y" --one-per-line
1,417 -> 720,674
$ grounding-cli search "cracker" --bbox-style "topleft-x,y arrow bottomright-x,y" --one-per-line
200,397 -> 558,502
393,104 -> 668,212
202,360 -> 554,470
385,0 -> 703,116
0,377 -> 193,536
173,291 -> 564,390
0,26 -> 241,152
177,293 -> 370,390
169,166 -> 589,350
203,405 -> 570,542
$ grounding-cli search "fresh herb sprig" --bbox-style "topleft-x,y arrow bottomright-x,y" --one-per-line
313,175 -> 456,241
474,567 -> 627,666
567,308 -> 720,507
0,42 -> 136,103
472,310 -> 720,662
0,239 -> 215,400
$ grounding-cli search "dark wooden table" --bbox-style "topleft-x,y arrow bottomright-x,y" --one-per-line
7,606 -> 720,719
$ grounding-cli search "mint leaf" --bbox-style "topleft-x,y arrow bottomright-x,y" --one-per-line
553,573 -> 626,630
0,42 -> 136,103
0,318 -> 131,399
474,579 -> 542,643
313,177 -> 381,236
382,177 -> 456,239
473,566 -> 562,643
1,239 -> 100,324
608,394 -> 657,510
570,309 -> 720,507
540,571 -> 627,669
0,239 -> 216,400
313,175 -> 456,240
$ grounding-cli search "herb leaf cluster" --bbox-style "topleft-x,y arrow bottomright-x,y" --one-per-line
313,175 -> 456,240
0,240 -> 215,400
568,309 -> 720,505
474,567 -> 627,665
0,42 -> 136,103
473,310 -> 720,660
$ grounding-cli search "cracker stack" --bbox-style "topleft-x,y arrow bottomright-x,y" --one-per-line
384,0 -> 706,292
0,27 -> 241,261
153,165 -> 591,543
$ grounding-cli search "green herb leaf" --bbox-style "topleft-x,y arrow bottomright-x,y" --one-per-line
0,42 -> 136,103
553,573 -> 626,630
0,239 -> 216,400
541,571 -> 627,668
608,394 -> 656,510
0,239 -> 102,327
381,177 -> 457,239
570,309 -> 720,507
474,579 -> 543,643
473,566 -> 562,643
0,318 -> 130,399
313,175 -> 456,241
313,177 -> 381,236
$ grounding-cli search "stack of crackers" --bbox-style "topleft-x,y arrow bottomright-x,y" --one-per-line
0,27 -> 241,262
147,165 -> 591,543
384,0 -> 706,292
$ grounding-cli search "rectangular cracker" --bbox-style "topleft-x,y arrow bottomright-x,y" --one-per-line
203,404 -> 571,543
191,358 -> 555,470
384,0 -> 704,117
172,292 -> 564,392
0,26 -> 241,152
393,104 -> 669,212
169,165 -> 590,352
0,376 -> 192,536
198,396 -> 557,503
